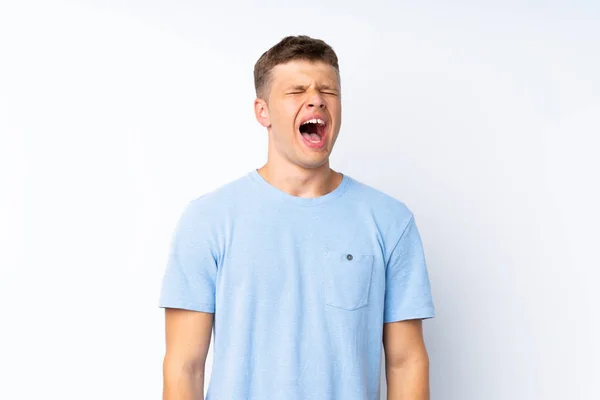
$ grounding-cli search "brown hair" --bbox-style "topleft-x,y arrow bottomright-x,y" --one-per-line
253,35 -> 340,100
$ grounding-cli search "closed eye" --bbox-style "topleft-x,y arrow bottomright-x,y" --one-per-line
287,91 -> 338,95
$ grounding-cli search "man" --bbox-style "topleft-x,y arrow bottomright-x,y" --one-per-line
159,35 -> 435,400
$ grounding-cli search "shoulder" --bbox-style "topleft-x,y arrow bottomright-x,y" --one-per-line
180,172 -> 251,221
345,175 -> 416,235
346,175 -> 414,220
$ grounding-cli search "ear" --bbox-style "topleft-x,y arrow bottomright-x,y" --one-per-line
254,98 -> 271,128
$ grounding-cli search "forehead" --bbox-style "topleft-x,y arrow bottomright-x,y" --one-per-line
270,60 -> 339,88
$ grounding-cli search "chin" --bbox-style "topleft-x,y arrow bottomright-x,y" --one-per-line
297,156 -> 330,170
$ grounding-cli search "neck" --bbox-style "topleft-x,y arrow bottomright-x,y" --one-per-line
257,162 -> 342,199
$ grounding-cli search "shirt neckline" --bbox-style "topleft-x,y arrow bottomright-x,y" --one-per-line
247,168 -> 352,207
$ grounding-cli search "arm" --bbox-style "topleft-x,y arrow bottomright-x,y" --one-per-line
383,319 -> 430,400
162,308 -> 214,400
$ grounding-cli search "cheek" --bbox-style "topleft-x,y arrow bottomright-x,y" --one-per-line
329,98 -> 342,113
272,99 -> 298,121
284,99 -> 303,115
276,101 -> 302,129
270,104 -> 300,137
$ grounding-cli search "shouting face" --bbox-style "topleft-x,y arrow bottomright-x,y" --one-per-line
254,60 -> 342,170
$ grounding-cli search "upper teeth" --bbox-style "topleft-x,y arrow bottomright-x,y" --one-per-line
301,118 -> 325,126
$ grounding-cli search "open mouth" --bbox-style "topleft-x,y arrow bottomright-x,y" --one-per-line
299,118 -> 327,144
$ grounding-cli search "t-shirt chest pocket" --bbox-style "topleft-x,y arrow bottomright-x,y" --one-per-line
324,250 -> 375,311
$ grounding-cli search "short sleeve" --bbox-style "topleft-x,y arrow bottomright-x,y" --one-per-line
158,200 -> 218,313
384,215 -> 435,323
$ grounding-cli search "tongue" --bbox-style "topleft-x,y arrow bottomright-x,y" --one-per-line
302,132 -> 321,142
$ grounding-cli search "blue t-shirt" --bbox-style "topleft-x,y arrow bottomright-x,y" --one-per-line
159,169 -> 435,400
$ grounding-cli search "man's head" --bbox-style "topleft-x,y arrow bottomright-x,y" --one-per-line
253,35 -> 342,171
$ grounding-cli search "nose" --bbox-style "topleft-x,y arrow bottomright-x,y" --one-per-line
307,90 -> 326,109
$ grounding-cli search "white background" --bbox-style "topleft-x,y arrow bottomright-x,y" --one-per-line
1,1 -> 599,399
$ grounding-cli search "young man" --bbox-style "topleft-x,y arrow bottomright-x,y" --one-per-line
159,35 -> 435,400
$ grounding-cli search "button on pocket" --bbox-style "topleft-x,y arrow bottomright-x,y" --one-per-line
324,250 -> 374,311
